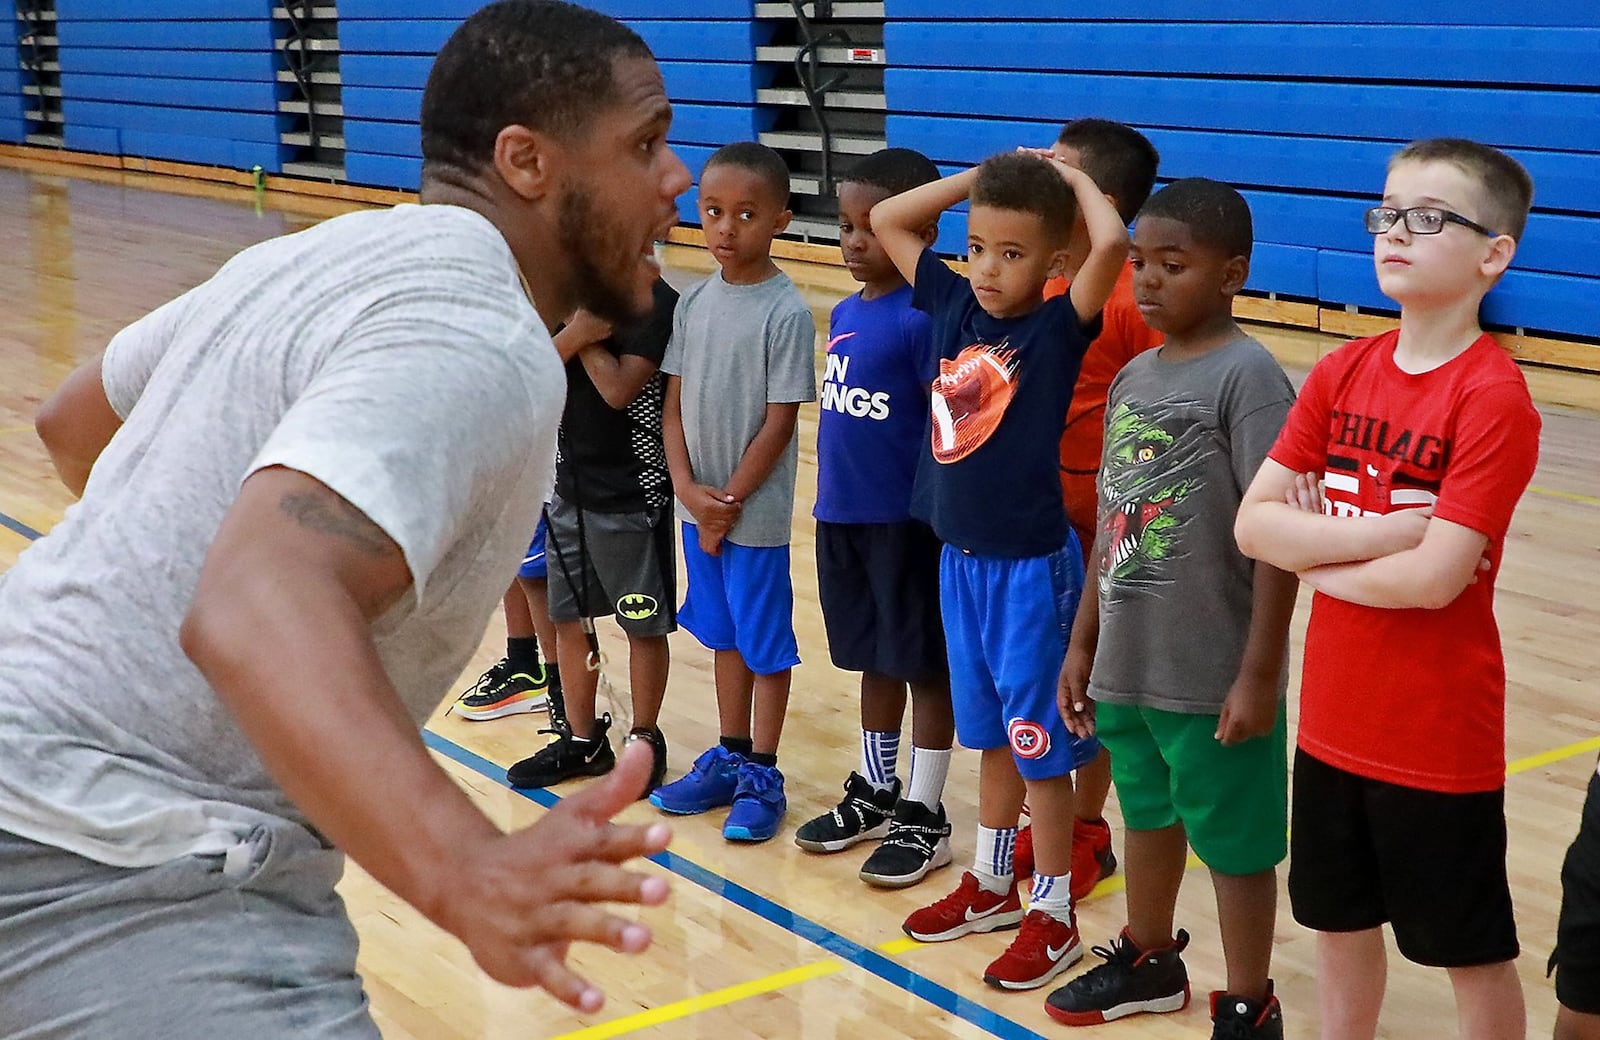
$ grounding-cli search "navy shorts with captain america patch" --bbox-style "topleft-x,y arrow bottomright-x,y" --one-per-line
939,533 -> 1100,781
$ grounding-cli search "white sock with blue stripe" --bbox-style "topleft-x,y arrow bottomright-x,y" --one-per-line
1029,872 -> 1074,921
859,729 -> 901,791
974,825 -> 1017,894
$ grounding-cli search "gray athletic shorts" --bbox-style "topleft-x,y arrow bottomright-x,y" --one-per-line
544,495 -> 677,638
0,823 -> 377,1039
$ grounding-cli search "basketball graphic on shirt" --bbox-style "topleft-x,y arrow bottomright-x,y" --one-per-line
930,341 -> 1019,463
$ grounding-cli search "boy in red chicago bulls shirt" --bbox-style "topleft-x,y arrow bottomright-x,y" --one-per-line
1236,138 -> 1540,1040
871,149 -> 1127,991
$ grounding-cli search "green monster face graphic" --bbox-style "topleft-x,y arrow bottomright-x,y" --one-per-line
1097,401 -> 1210,595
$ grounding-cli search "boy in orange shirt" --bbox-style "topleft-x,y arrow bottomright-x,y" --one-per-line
1017,119 -> 1162,900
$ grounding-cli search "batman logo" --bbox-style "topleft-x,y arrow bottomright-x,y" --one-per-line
616,593 -> 659,621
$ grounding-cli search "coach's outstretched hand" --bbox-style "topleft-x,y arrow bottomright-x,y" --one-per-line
442,741 -> 672,1011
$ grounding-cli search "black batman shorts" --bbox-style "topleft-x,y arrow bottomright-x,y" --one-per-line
544,495 -> 677,638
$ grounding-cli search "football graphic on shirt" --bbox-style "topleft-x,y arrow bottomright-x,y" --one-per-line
930,342 -> 1019,463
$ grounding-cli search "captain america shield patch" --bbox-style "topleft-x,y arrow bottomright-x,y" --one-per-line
1007,718 -> 1050,760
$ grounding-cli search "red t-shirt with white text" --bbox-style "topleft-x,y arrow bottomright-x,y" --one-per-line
1268,330 -> 1540,793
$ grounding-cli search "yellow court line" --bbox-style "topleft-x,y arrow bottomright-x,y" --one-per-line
1508,735 -> 1600,776
1528,484 -> 1600,507
547,961 -> 842,1040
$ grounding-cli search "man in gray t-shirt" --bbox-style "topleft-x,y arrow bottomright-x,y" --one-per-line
0,6 -> 693,1036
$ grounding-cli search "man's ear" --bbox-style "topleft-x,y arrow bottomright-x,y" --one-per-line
492,125 -> 559,202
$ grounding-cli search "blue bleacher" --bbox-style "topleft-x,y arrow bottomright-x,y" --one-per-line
339,19 -> 768,62
885,69 -> 1600,156
883,1 -> 1600,26
19,3 -> 1599,341
339,0 -> 754,18
885,22 -> 1600,87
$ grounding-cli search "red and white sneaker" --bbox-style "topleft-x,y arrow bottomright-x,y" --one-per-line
1013,818 -> 1118,901
902,870 -> 1023,942
983,908 -> 1084,991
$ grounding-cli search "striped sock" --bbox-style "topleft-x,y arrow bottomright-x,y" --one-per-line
974,824 -> 1018,892
1030,872 -> 1074,921
860,729 -> 901,791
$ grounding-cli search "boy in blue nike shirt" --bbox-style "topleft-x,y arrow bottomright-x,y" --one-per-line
872,150 -> 1128,991
793,148 -> 957,890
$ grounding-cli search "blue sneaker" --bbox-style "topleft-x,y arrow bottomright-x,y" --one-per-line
649,745 -> 743,815
723,762 -> 787,842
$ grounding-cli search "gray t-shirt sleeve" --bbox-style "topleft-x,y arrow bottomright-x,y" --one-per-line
1224,354 -> 1297,494
249,311 -> 550,602
660,294 -> 687,377
765,306 -> 818,404
101,294 -> 191,419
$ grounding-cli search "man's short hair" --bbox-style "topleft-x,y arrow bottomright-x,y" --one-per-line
1055,118 -> 1161,224
1391,138 -> 1534,241
1139,178 -> 1254,261
420,0 -> 651,178
841,147 -> 941,197
703,141 -> 792,206
970,152 -> 1076,243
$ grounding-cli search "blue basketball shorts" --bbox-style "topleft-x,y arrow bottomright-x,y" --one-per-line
678,523 -> 800,676
939,533 -> 1101,780
516,514 -> 548,580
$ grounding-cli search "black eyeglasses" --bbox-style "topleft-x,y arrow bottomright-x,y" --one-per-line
1365,206 -> 1500,238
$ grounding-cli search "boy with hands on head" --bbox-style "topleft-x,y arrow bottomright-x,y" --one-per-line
870,147 -> 1128,991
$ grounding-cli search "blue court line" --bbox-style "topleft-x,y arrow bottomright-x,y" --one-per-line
423,731 -> 1051,1040
0,511 -> 43,541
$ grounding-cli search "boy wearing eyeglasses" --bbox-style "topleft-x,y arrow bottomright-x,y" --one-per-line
1235,137 -> 1540,1039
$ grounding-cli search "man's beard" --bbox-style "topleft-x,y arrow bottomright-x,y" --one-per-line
557,182 -> 649,326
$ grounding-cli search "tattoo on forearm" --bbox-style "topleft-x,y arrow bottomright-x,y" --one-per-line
279,490 -> 394,557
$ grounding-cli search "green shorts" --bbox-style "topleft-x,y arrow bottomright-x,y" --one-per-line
1096,700 -> 1287,876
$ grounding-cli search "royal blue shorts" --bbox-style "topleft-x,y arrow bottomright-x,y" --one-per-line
940,534 -> 1100,781
678,523 -> 800,676
516,514 -> 549,580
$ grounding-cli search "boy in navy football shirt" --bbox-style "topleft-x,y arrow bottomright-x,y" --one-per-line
793,148 -> 956,889
872,150 -> 1128,990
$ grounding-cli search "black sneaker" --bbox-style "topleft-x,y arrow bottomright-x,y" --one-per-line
859,799 -> 953,888
1044,928 -> 1191,1026
1209,982 -> 1283,1040
506,714 -> 615,789
453,657 -> 549,721
793,772 -> 899,853
624,726 -> 669,799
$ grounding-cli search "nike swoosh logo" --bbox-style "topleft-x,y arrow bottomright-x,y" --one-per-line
1047,942 -> 1075,960
825,332 -> 856,352
964,905 -> 1001,922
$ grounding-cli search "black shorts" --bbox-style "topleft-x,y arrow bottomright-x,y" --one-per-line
1288,748 -> 1519,968
815,520 -> 946,683
1553,764 -> 1600,1014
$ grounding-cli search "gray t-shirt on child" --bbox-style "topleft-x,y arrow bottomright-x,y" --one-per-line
0,204 -> 565,867
1087,336 -> 1295,715
661,269 -> 817,547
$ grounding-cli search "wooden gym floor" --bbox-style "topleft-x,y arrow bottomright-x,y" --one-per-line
1,165 -> 1597,1039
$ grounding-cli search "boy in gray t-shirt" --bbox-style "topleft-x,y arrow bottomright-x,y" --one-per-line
653,143 -> 817,843
1049,180 -> 1298,1038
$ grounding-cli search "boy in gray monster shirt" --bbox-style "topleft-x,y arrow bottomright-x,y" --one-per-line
1050,179 -> 1298,1039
